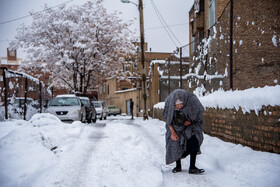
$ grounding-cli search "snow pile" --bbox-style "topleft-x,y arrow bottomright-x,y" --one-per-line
0,116 -> 84,186
154,85 -> 280,115
272,34 -> 278,47
0,115 -> 280,186
200,85 -> 280,114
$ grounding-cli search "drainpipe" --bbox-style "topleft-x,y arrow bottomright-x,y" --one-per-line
229,0 -> 233,90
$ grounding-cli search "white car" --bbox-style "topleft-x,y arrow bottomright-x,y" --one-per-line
0,97 -> 38,120
107,105 -> 121,116
93,101 -> 108,120
46,94 -> 86,122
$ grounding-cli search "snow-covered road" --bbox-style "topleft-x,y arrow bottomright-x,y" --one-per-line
1,115 -> 280,187
31,118 -> 215,187
32,118 -> 165,187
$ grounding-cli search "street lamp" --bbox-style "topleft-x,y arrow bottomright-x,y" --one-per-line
120,0 -> 137,6
121,0 -> 148,120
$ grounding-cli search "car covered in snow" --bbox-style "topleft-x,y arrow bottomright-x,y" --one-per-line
0,97 -> 39,120
78,96 -> 97,123
107,105 -> 121,116
92,101 -> 108,120
46,94 -> 86,122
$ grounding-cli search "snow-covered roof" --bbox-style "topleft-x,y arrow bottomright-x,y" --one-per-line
150,60 -> 189,66
56,94 -> 77,98
115,88 -> 137,94
78,96 -> 90,100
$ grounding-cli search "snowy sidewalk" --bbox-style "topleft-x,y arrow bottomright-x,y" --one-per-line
0,115 -> 280,187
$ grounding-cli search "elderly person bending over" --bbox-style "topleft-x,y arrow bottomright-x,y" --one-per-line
163,89 -> 205,174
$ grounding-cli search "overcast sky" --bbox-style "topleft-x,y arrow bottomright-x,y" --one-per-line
0,0 -> 194,59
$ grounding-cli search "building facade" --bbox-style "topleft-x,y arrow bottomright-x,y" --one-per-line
98,49 -> 183,117
189,0 -> 280,94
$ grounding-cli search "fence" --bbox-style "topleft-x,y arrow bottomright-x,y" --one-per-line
0,67 -> 52,121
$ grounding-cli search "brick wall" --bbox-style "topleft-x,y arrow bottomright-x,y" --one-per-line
189,0 -> 280,94
153,106 -> 280,153
231,0 -> 280,90
203,106 -> 280,153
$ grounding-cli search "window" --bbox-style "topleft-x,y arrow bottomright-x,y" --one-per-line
49,97 -> 79,106
200,0 -> 204,12
81,99 -> 90,107
209,0 -> 216,28
199,29 -> 204,42
191,36 -> 195,54
134,62 -> 137,68
194,0 -> 204,12
45,77 -> 50,86
123,64 -> 130,72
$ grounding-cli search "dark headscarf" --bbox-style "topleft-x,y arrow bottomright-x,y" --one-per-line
162,89 -> 204,127
163,89 -> 205,164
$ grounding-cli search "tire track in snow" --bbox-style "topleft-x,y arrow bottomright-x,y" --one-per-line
31,123 -> 106,187
73,123 -> 107,186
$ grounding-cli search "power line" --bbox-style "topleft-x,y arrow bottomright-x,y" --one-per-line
146,22 -> 188,30
149,0 -> 182,48
0,0 -> 75,25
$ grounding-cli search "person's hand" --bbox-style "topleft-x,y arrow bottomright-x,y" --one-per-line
184,120 -> 191,126
171,132 -> 179,141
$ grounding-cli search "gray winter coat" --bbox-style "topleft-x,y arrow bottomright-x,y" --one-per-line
162,89 -> 204,165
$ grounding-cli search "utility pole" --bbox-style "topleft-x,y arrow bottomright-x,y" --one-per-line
179,47 -> 182,89
139,0 -> 148,120
121,0 -> 148,120
168,57 -> 171,94
229,0 -> 233,90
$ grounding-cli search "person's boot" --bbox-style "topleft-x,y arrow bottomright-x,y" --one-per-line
172,159 -> 182,173
189,152 -> 205,174
189,167 -> 205,174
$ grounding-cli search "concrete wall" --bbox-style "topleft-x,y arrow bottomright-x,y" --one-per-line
107,89 -> 138,115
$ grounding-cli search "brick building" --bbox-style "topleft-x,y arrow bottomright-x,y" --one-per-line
182,0 -> 280,153
189,0 -> 280,94
98,46 -> 182,116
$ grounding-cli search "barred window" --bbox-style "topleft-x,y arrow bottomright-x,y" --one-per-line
209,0 -> 216,28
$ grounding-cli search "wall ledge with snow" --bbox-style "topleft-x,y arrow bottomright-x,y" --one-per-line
154,85 -> 280,115
153,85 -> 280,153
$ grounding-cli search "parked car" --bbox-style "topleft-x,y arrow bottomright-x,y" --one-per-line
78,96 -> 97,123
7,97 -> 36,109
46,94 -> 86,122
0,97 -> 38,120
107,105 -> 121,116
92,101 -> 108,120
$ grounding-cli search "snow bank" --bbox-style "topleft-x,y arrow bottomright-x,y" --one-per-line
154,85 -> 280,115
199,85 -> 280,114
0,116 -> 84,186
